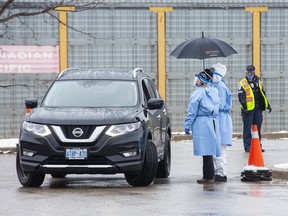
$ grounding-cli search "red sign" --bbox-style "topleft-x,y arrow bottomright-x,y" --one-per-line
0,46 -> 59,73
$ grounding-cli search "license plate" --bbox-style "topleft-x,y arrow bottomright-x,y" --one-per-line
65,148 -> 88,160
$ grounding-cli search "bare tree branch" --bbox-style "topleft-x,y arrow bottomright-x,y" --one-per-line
0,22 -> 9,37
0,0 -> 130,37
76,0 -> 105,8
0,0 -> 15,18
0,0 -> 64,23
47,11 -> 96,38
0,82 -> 52,88
17,16 -> 38,39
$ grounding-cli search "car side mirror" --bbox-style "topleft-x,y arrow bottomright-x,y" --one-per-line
147,98 -> 164,110
25,98 -> 38,109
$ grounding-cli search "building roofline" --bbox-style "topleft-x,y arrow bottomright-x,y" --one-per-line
2,0 -> 288,9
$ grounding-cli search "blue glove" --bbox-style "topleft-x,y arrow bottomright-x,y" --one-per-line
184,128 -> 190,135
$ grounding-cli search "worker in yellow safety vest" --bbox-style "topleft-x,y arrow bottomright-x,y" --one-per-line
238,65 -> 272,153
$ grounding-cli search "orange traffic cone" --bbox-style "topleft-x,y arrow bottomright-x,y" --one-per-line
241,124 -> 272,181
248,125 -> 265,167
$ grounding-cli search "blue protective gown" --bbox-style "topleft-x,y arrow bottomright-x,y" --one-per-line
184,86 -> 221,157
213,80 -> 233,146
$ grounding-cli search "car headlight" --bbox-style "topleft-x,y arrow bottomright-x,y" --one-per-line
23,122 -> 51,137
105,122 -> 141,137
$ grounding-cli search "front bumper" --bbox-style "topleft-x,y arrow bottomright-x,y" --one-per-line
18,127 -> 145,175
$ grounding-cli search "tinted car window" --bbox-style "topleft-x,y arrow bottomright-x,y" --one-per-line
142,79 -> 157,102
145,79 -> 157,99
43,80 -> 138,107
148,79 -> 159,98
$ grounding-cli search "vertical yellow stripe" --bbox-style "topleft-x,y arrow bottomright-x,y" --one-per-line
150,7 -> 173,102
58,11 -> 68,72
55,7 -> 75,73
157,11 -> 166,101
253,10 -> 261,77
245,7 -> 268,77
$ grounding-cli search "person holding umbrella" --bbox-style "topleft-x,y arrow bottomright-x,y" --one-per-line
184,68 -> 221,184
211,63 -> 233,182
238,65 -> 272,153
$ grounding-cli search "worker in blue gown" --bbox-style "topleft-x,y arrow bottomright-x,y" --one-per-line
184,68 -> 221,184
211,63 -> 233,183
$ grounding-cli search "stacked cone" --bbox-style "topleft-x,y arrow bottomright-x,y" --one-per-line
241,125 -> 272,181
248,125 -> 265,167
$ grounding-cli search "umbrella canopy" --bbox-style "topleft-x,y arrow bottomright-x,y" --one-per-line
170,32 -> 238,68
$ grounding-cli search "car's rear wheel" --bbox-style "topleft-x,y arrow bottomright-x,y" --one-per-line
16,152 -> 45,187
156,134 -> 171,178
125,140 -> 158,186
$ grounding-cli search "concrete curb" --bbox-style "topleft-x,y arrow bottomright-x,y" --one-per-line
0,148 -> 16,154
271,168 -> 288,181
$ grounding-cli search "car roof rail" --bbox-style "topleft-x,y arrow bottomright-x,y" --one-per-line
57,68 -> 79,79
132,68 -> 144,78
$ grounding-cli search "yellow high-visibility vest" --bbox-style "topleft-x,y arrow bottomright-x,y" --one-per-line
238,78 -> 268,110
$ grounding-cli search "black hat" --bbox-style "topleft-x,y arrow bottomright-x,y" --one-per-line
208,67 -> 215,73
197,68 -> 213,84
246,65 -> 255,72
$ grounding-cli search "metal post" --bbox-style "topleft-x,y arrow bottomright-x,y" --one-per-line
55,7 -> 75,73
149,7 -> 173,102
245,7 -> 268,77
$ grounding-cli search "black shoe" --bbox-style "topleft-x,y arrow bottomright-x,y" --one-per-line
214,175 -> 227,182
245,148 -> 264,152
260,144 -> 265,152
197,178 -> 214,184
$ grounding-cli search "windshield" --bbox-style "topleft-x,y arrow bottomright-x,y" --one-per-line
42,80 -> 138,107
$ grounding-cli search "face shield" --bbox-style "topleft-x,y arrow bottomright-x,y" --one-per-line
193,76 -> 198,87
194,75 -> 208,87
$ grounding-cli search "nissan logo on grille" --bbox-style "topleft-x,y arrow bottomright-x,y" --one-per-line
72,128 -> 84,138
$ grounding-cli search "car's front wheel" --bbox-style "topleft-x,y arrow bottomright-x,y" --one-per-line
125,140 -> 158,186
16,152 -> 45,187
156,134 -> 171,178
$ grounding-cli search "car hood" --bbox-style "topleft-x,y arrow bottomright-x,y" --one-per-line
27,107 -> 141,125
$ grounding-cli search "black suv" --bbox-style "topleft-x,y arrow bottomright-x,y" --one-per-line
16,68 -> 171,187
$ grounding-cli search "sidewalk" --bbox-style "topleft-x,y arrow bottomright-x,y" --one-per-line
1,135 -> 288,181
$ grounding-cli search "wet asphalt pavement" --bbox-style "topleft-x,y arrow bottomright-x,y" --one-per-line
1,138 -> 288,216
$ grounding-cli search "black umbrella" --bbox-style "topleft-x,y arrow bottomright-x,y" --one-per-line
170,32 -> 238,68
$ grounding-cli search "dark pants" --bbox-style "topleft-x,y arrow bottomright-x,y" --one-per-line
241,108 -> 263,150
203,156 -> 214,179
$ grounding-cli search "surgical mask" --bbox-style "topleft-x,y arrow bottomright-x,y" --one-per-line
246,74 -> 254,81
212,72 -> 222,83
196,81 -> 202,87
